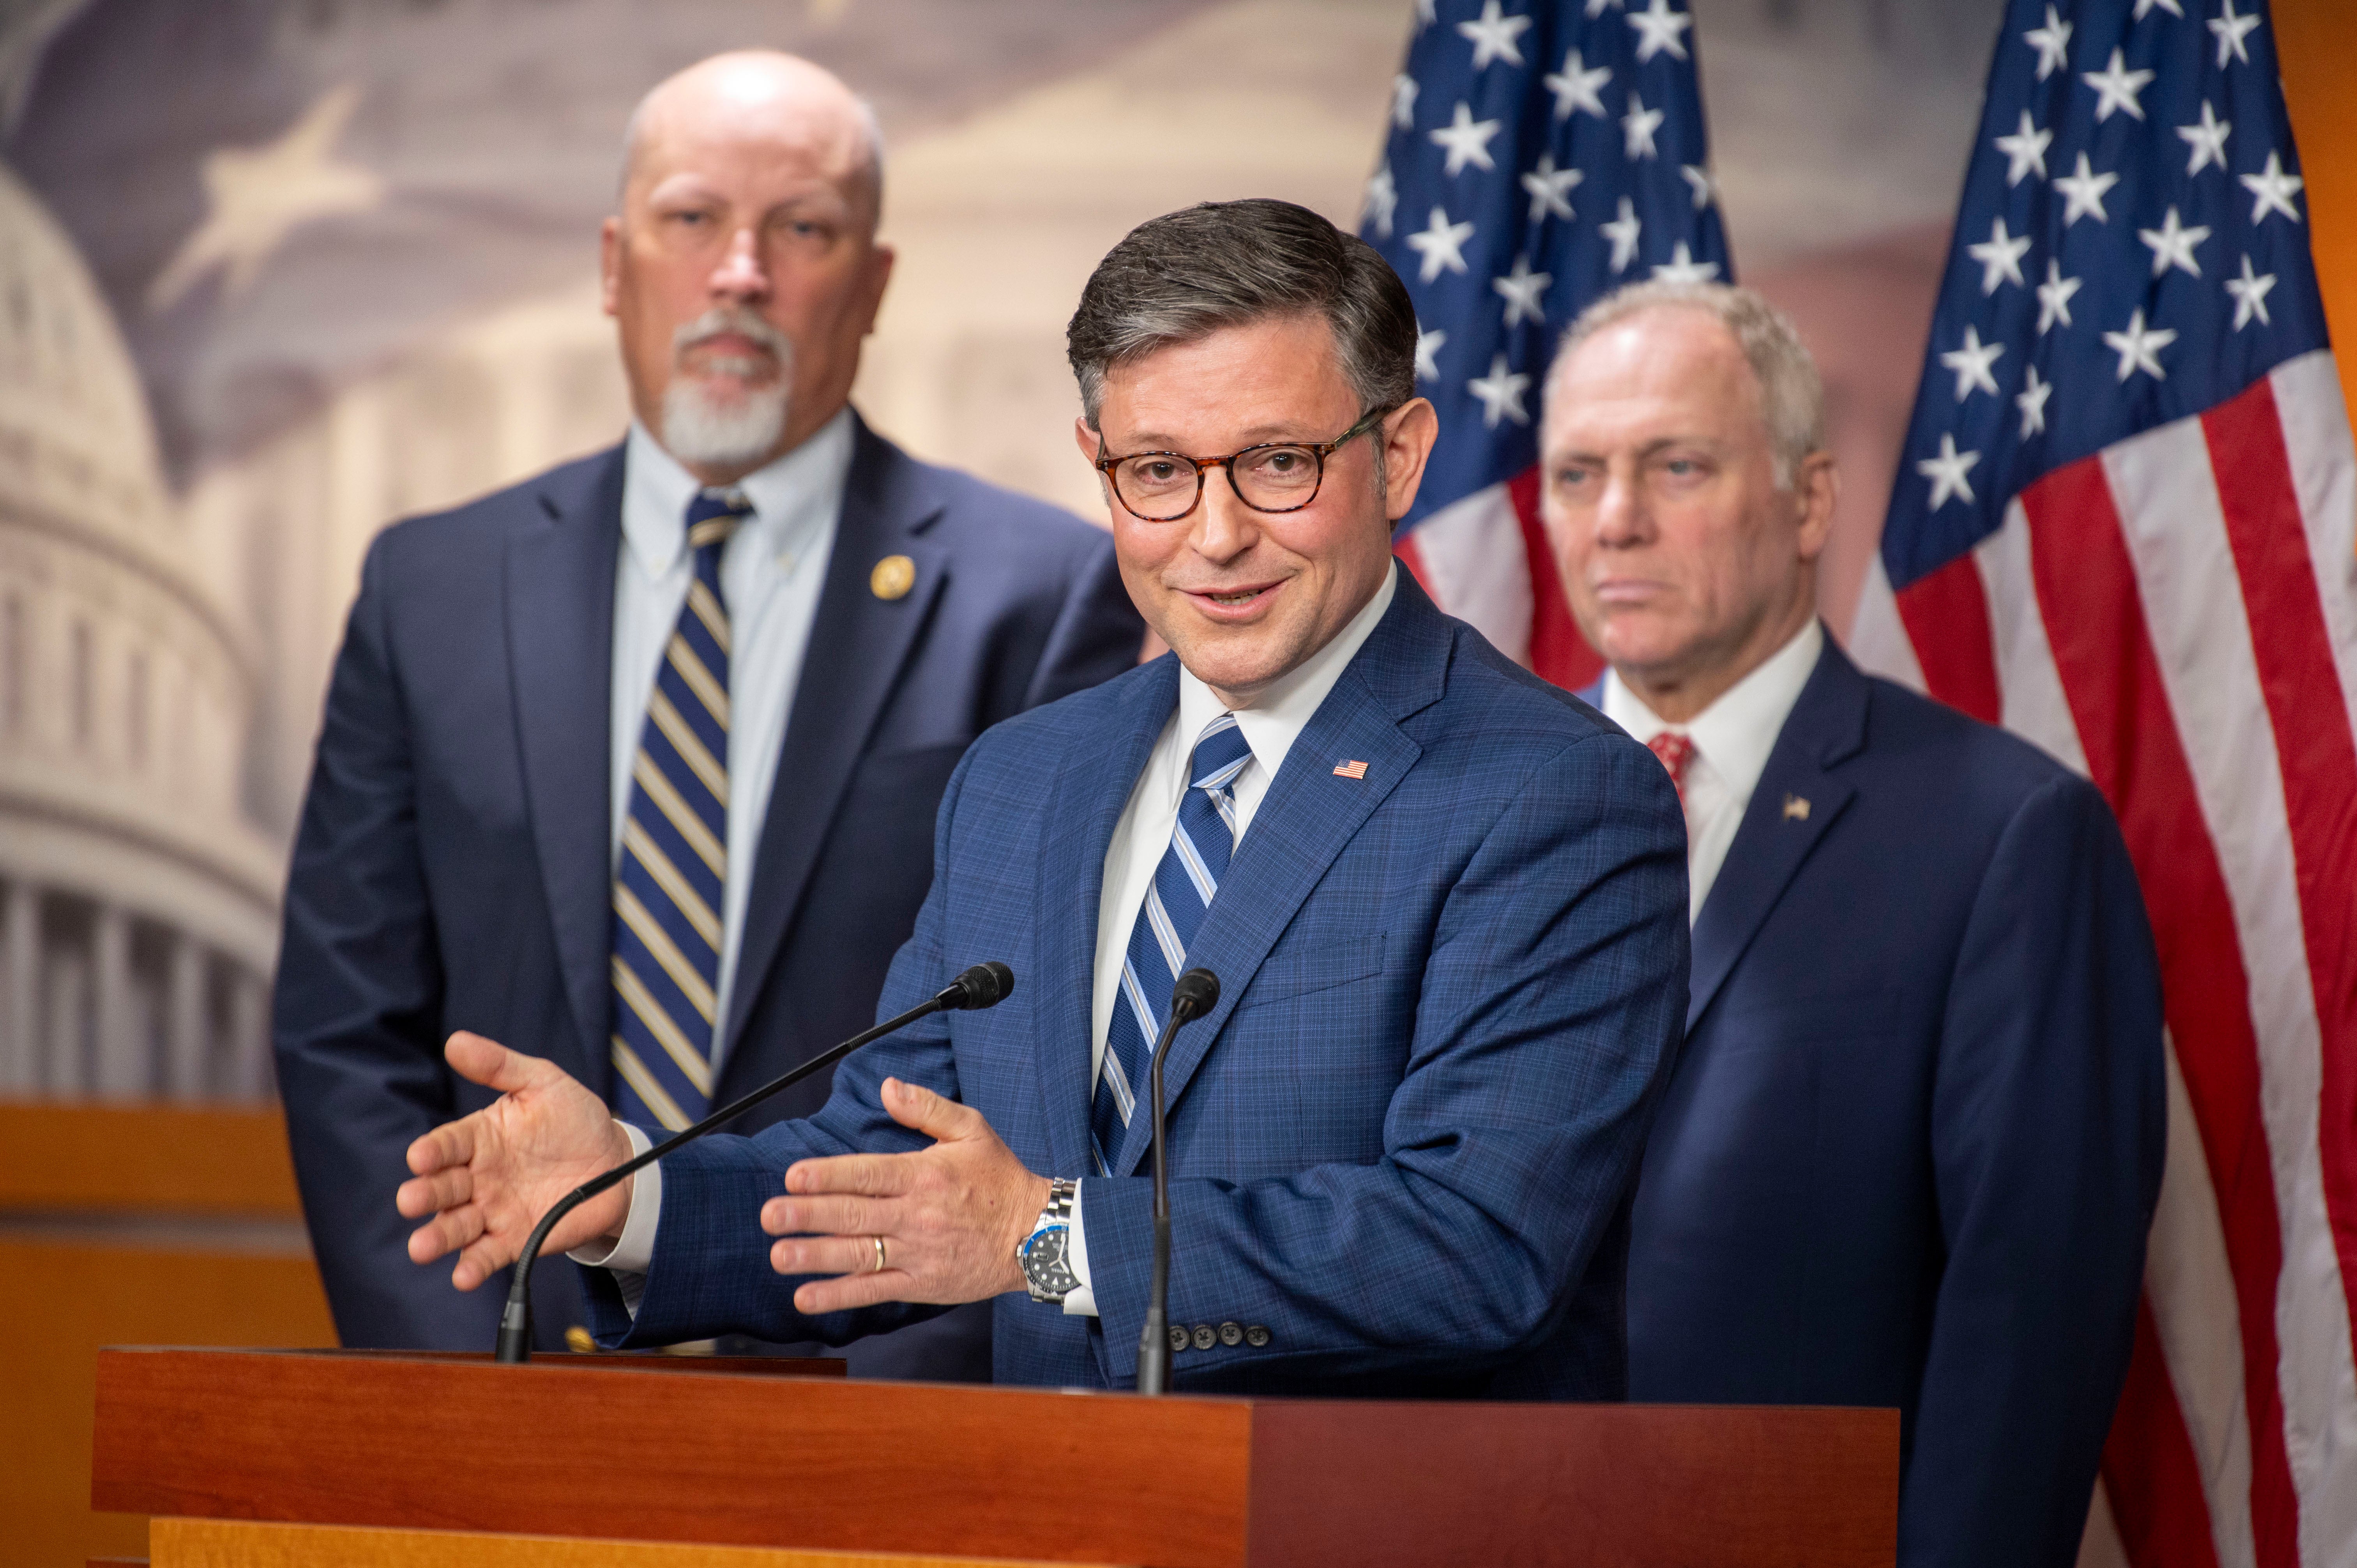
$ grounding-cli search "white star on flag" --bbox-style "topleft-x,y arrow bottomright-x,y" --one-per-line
1601,196 -> 1643,272
2210,0 -> 2261,67
1392,74 -> 1420,130
1941,325 -> 2005,401
1415,325 -> 1447,381
147,82 -> 387,311
1544,49 -> 1611,120
2132,0 -> 2183,18
1430,102 -> 1505,176
2083,48 -> 2156,123
1622,92 -> 1664,159
1585,0 -> 1626,14
2016,365 -> 2053,437
2226,254 -> 2277,329
1626,0 -> 1694,63
2054,153 -> 2121,226
1405,206 -> 1476,283
1493,255 -> 1553,328
1652,242 -> 1719,284
1467,353 -> 1533,427
1458,0 -> 1533,70
1680,163 -> 1717,210
1414,0 -> 1436,25
1522,154 -> 1583,222
2178,101 -> 2231,176
1365,164 -> 1399,237
2036,259 -> 2082,333
2024,6 -> 2073,81
2241,151 -> 2304,224
2139,206 -> 2211,278
2103,308 -> 2177,381
1968,217 -> 2032,293
1995,110 -> 2053,185
1918,433 -> 1980,509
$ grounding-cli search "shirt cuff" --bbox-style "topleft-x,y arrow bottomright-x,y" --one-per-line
565,1120 -> 662,1279
1062,1178 -> 1099,1317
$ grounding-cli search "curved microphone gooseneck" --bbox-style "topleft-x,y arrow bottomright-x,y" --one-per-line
492,960 -> 1016,1364
1136,966 -> 1220,1397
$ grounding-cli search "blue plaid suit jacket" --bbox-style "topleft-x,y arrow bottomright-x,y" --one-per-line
585,572 -> 1691,1397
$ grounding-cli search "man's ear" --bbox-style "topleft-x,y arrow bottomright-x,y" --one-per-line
1793,449 -> 1839,563
1071,416 -> 1101,463
599,216 -> 623,318
1380,399 -> 1440,524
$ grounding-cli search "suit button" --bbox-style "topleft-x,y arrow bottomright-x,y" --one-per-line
1218,1321 -> 1243,1347
1168,1325 -> 1189,1353
1244,1324 -> 1271,1347
1192,1324 -> 1217,1351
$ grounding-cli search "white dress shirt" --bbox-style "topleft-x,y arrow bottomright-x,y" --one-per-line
569,414 -> 848,1281
611,412 -> 850,1056
1601,619 -> 1823,923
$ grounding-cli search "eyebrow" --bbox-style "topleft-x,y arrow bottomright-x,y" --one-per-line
1113,423 -> 1325,452
1549,434 -> 1729,463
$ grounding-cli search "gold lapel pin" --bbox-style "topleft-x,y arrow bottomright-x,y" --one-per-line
871,554 -> 916,601
1783,793 -> 1811,822
1333,759 -> 1369,780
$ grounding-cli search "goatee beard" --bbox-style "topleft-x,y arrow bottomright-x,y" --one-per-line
659,309 -> 795,472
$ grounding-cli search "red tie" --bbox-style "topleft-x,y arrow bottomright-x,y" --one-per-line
1647,731 -> 1696,804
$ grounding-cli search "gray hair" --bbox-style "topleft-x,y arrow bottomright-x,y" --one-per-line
1065,199 -> 1417,431
1551,281 -> 1824,488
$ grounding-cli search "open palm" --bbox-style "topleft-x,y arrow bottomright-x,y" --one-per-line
396,1032 -> 635,1292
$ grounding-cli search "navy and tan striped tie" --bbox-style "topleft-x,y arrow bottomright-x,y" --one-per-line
610,488 -> 750,1134
1092,713 -> 1253,1173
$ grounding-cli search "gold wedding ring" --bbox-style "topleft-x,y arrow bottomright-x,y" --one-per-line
870,1235 -> 888,1274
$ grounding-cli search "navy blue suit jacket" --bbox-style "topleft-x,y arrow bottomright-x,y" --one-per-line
274,415 -> 1143,1367
584,572 -> 1691,1396
1596,637 -> 2164,1568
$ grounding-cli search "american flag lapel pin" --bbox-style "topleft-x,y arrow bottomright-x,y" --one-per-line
1783,794 -> 1811,822
1334,759 -> 1369,780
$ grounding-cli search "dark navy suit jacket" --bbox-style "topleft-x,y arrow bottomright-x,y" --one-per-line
584,572 -> 1691,1396
1593,636 -> 2164,1568
274,415 -> 1143,1367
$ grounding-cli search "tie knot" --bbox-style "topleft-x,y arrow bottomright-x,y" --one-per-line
1647,730 -> 1697,799
1190,713 -> 1254,793
685,489 -> 753,555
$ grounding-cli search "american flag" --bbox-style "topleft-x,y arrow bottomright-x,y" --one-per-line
1361,0 -> 1729,690
1846,2 -> 2357,1564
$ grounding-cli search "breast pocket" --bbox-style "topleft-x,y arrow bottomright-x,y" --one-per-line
1234,932 -> 1388,1009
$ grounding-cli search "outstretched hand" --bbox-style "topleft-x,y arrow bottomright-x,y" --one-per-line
396,1033 -> 634,1292
761,1077 -> 1047,1315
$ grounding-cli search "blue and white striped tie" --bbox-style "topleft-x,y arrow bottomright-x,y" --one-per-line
609,488 -> 750,1134
1092,713 -> 1253,1173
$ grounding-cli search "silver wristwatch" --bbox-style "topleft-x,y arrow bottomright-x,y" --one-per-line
1019,1178 -> 1081,1304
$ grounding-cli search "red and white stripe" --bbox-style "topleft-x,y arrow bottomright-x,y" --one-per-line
1396,467 -> 1605,691
1852,349 -> 2357,1568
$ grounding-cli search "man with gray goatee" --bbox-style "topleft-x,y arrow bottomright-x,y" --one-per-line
272,51 -> 1141,1369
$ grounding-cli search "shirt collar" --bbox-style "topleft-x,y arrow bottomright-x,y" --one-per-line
1172,560 -> 1399,785
1603,618 -> 1825,802
620,407 -> 856,578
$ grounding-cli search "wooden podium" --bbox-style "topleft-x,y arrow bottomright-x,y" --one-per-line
90,1347 -> 1897,1567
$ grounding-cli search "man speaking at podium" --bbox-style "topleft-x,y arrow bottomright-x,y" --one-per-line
399,200 -> 1690,1395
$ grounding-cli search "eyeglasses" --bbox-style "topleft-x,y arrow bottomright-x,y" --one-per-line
1090,406 -> 1394,523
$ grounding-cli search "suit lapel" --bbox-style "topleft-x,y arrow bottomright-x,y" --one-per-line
1685,634 -> 1869,1032
1032,660 -> 1181,1181
505,448 -> 625,1093
721,420 -> 949,1064
1109,579 -> 1449,1177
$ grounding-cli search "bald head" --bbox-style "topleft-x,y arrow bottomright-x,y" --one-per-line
620,51 -> 884,231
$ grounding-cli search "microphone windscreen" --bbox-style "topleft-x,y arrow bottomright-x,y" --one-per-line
1170,967 -> 1220,1017
947,961 -> 1015,1010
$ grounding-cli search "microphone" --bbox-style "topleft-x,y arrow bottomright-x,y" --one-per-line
493,960 -> 1015,1364
1136,966 -> 1219,1397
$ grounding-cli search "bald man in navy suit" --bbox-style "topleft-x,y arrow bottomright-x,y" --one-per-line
272,52 -> 1140,1369
1541,281 -> 2164,1568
